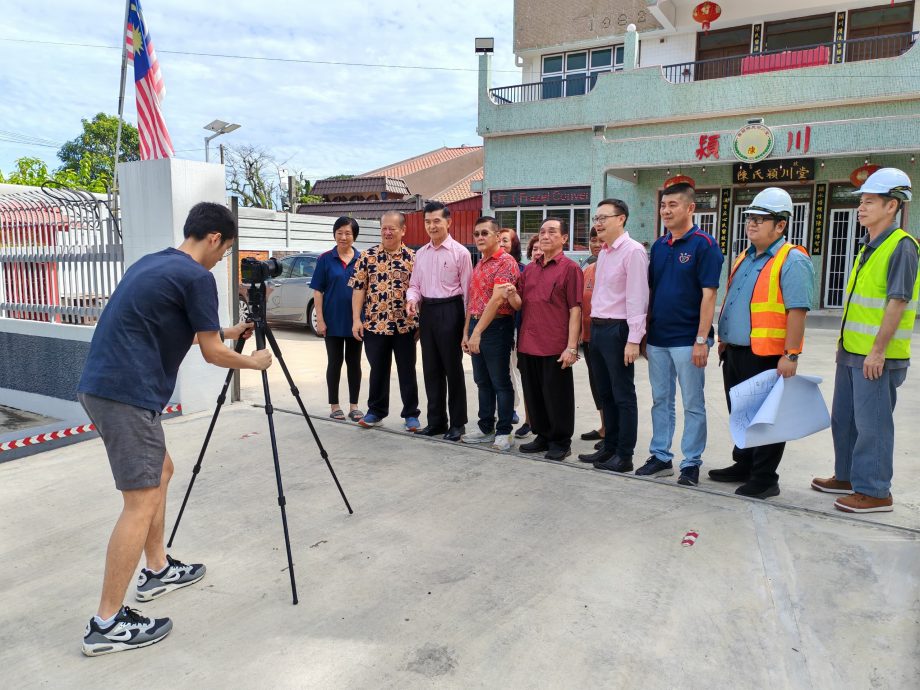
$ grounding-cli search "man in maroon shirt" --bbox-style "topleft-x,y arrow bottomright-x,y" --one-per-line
505,218 -> 583,460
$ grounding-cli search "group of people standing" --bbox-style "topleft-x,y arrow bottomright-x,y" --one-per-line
312,169 -> 917,515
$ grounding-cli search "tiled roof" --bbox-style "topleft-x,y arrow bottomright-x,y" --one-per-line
362,146 -> 483,179
311,176 -> 409,198
432,168 -> 484,204
296,199 -> 419,220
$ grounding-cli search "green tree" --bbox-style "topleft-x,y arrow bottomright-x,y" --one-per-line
57,113 -> 140,190
6,157 -> 51,186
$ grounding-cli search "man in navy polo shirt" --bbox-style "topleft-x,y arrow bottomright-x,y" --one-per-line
638,183 -> 723,486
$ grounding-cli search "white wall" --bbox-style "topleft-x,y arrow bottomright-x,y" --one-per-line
639,31 -> 697,68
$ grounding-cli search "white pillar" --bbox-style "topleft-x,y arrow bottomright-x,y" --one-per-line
118,158 -> 230,415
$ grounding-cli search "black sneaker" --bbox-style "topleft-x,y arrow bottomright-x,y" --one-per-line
82,606 -> 172,657
514,423 -> 531,438
678,466 -> 700,486
635,456 -> 674,478
136,554 -> 206,602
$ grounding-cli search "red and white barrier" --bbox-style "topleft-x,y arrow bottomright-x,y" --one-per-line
681,530 -> 699,547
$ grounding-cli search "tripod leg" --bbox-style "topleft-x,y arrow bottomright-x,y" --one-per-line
255,325 -> 299,605
263,324 -> 353,514
168,337 -> 246,548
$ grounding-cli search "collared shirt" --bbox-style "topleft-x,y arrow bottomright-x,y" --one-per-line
406,234 -> 472,307
348,243 -> 419,335
718,238 -> 815,346
648,225 -> 724,347
518,252 -> 583,357
310,247 -> 360,338
837,222 -> 920,369
468,249 -> 519,318
591,231 -> 650,344
581,261 -> 596,342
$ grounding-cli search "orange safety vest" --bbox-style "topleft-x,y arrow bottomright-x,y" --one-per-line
723,242 -> 809,356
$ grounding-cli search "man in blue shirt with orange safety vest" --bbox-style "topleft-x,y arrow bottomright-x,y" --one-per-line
812,168 -> 918,513
712,187 -> 815,499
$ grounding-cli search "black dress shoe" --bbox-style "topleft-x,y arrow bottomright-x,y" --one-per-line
417,425 -> 448,437
443,426 -> 465,442
594,440 -> 605,450
519,439 -> 549,453
708,463 -> 751,483
593,456 -> 634,473
577,448 -> 614,464
735,481 -> 780,499
545,447 -> 571,461
580,429 -> 603,441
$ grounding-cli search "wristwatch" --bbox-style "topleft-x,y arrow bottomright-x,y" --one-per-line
783,351 -> 800,362
567,348 -> 578,356
695,336 -> 707,345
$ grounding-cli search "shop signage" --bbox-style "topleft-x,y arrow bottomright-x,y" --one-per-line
732,123 -> 774,163
733,158 -> 815,184
718,187 -> 731,255
812,184 -> 827,256
695,134 -> 720,160
490,186 -> 591,208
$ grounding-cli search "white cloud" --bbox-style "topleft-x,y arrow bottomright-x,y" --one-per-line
0,0 -> 516,180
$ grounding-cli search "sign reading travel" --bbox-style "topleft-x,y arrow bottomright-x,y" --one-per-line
733,158 -> 815,184
490,186 -> 591,208
732,123 -> 774,163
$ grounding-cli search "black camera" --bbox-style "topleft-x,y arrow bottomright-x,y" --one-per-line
241,257 -> 283,284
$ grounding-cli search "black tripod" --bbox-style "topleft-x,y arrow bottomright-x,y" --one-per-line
167,279 -> 353,605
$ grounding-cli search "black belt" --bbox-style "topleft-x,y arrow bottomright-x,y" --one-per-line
471,314 -> 511,320
591,317 -> 626,325
724,343 -> 751,350
422,295 -> 462,305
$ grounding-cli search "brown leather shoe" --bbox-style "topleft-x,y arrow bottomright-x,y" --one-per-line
811,476 -> 854,494
834,493 -> 893,513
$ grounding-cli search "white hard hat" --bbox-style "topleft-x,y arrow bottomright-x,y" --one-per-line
854,167 -> 912,201
744,187 -> 794,219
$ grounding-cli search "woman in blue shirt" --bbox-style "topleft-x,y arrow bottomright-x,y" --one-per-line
311,217 -> 364,421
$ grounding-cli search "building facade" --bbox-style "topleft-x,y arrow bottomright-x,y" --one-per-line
479,0 -> 920,307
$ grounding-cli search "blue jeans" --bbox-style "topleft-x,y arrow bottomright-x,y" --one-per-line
832,362 -> 907,498
647,344 -> 707,469
469,317 -> 515,435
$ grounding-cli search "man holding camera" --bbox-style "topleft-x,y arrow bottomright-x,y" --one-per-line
78,202 -> 273,656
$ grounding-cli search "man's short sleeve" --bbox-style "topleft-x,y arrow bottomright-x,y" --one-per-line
310,253 -> 329,292
886,237 -> 920,301
697,240 -> 724,289
186,273 -> 221,332
349,254 -> 368,291
565,261 -> 584,309
779,251 -> 815,310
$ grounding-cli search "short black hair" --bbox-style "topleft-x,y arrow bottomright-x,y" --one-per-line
333,216 -> 360,239
424,200 -> 450,218
662,183 -> 696,205
541,216 -> 568,235
589,227 -> 598,238
474,216 -> 499,232
597,198 -> 630,223
183,202 -> 237,241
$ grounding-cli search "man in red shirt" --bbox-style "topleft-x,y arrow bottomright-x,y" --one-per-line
461,217 -> 520,451
505,218 -> 583,460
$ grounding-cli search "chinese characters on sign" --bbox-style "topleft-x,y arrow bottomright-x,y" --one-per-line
718,187 -> 732,255
812,183 -> 827,255
490,186 -> 591,208
733,159 -> 815,184
696,134 -> 720,161
732,123 -> 774,163
787,126 -> 811,154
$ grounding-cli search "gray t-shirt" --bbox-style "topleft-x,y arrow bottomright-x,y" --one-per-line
837,224 -> 919,369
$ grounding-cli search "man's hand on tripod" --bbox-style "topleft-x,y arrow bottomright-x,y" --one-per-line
249,348 -> 273,370
225,320 -> 255,341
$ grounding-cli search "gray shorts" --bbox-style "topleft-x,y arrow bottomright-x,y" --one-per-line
78,392 -> 166,491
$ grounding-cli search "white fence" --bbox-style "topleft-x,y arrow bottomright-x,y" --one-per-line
237,207 -> 380,255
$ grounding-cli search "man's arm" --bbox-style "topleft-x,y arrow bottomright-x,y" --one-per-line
352,288 -> 366,341
461,311 -> 472,354
459,249 -> 473,311
406,248 -> 424,316
863,299 -> 909,380
197,331 -> 272,370
558,306 -> 582,369
468,285 -> 507,355
776,309 -> 807,378
692,288 -> 717,368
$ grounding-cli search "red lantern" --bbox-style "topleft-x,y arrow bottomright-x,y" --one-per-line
664,174 -> 696,189
850,164 -> 880,188
692,2 -> 722,34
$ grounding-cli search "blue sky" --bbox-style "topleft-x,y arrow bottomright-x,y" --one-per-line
0,0 -> 517,181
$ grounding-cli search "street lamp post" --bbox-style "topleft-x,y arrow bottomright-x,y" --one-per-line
204,119 -> 241,162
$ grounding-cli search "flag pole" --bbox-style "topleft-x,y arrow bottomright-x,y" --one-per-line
112,0 -> 131,203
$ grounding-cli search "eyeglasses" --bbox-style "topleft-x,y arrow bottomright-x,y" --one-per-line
745,216 -> 776,227
222,248 -> 234,259
472,230 -> 494,238
592,213 -> 624,223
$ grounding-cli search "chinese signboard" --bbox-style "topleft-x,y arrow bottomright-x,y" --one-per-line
490,186 -> 591,208
812,183 -> 827,255
718,187 -> 731,255
733,158 -> 815,184
732,123 -> 774,163
695,134 -> 720,161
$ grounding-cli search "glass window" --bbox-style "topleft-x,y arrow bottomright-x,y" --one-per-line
520,210 -> 544,254
292,256 -> 316,278
566,52 -> 587,71
591,48 -> 612,68
542,55 -> 563,73
565,73 -> 587,96
495,210 -> 518,231
542,75 -> 563,99
764,13 -> 835,51
572,209 -> 591,250
280,256 -> 296,278
614,45 -> 625,67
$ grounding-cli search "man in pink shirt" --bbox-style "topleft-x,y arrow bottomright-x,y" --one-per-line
406,201 -> 473,441
577,199 -> 649,472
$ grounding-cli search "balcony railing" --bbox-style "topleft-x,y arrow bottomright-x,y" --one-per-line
662,31 -> 918,84
490,72 -> 609,105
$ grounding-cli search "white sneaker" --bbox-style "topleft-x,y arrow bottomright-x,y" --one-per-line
491,434 -> 514,452
461,429 -> 495,444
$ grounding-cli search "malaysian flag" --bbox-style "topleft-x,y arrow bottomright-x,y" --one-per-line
126,1 -> 174,159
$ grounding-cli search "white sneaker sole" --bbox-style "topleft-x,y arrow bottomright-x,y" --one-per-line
637,468 -> 675,478
834,501 -> 893,513
462,437 -> 495,444
811,480 -> 854,495
82,628 -> 171,656
136,570 -> 205,602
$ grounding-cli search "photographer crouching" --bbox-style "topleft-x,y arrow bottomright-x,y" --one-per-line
77,202 -> 272,656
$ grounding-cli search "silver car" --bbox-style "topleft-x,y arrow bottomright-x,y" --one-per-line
239,253 -> 322,336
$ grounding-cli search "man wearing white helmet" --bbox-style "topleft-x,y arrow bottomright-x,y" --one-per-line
713,187 -> 815,499
812,168 -> 918,513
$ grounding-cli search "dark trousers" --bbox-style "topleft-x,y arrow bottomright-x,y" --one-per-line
591,321 -> 638,459
518,352 -> 575,451
419,297 -> 467,428
469,317 -> 515,435
722,345 -> 784,484
582,341 -> 602,410
362,330 -> 420,420
324,336 -> 363,405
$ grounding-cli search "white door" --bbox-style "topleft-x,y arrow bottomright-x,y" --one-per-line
823,209 -> 864,308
